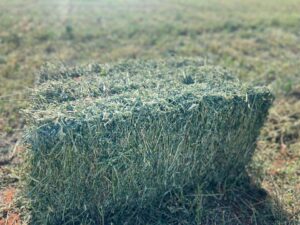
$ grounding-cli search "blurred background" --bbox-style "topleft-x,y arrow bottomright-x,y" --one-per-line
0,0 -> 299,224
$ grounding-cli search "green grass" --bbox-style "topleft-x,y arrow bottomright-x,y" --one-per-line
0,0 -> 299,224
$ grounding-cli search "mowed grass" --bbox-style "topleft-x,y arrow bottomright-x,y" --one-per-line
0,0 -> 299,224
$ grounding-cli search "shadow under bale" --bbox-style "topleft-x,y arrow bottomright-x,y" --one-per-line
23,58 -> 281,224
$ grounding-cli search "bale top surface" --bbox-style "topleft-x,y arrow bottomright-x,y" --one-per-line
28,58 -> 270,124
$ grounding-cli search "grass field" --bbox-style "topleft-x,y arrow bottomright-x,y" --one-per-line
0,0 -> 299,224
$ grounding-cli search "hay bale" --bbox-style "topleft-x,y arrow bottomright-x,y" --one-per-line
24,58 -> 273,224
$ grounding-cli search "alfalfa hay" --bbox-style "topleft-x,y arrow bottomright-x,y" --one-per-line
24,58 -> 273,224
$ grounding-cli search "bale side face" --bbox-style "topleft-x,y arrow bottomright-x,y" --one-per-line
25,59 -> 273,224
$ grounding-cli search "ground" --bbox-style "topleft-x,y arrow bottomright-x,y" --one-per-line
0,0 -> 299,224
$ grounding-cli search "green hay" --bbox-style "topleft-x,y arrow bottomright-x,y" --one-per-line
24,58 -> 273,224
